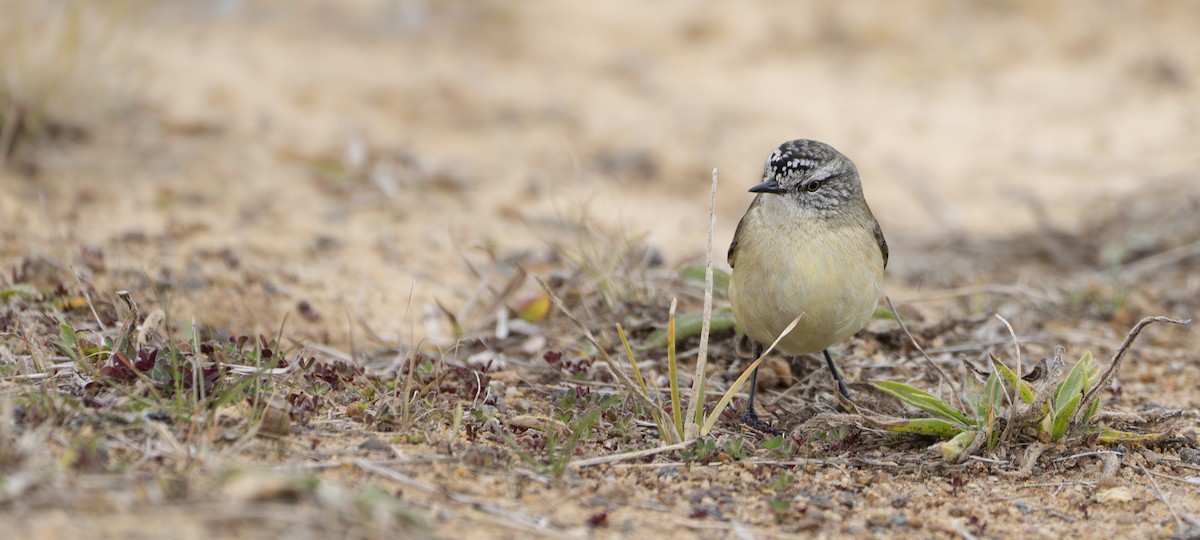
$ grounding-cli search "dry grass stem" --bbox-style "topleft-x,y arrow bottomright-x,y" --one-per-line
994,314 -> 1020,446
1137,461 -> 1184,531
568,439 -> 697,469
1076,316 -> 1189,423
884,296 -> 960,409
1120,239 -> 1200,279
684,167 -> 719,439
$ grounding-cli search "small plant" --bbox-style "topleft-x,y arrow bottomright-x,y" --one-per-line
683,439 -> 718,463
507,394 -> 622,477
1038,352 -> 1099,442
873,316 -> 1186,461
609,298 -> 803,445
769,472 -> 794,491
761,434 -> 794,457
722,438 -> 750,461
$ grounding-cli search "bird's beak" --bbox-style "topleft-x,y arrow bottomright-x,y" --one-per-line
748,179 -> 787,194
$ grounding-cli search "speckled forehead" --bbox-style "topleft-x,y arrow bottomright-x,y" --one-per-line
764,143 -> 835,183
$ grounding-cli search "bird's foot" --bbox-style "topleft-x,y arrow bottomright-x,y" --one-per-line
740,408 -> 781,435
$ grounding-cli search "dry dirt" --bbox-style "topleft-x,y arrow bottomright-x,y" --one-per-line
2,1 -> 1200,539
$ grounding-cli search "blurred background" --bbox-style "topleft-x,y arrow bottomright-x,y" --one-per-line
2,0 -> 1198,343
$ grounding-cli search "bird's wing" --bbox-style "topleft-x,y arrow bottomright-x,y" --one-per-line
873,219 -> 889,268
727,201 -> 756,269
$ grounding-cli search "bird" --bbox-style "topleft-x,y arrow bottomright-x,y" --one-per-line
727,139 -> 888,431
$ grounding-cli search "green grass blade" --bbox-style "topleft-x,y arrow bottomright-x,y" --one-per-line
1056,351 -> 1092,411
982,369 -> 1005,417
642,310 -> 737,350
873,381 -> 972,426
872,307 -> 907,321
1051,392 -> 1081,441
1082,396 -> 1100,424
667,299 -> 683,440
556,395 -> 622,476
992,360 -> 1034,404
616,324 -> 649,394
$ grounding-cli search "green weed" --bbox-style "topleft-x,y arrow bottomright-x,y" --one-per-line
874,316 -> 1186,461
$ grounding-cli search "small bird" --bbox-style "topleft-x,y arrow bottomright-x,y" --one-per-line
727,139 -> 888,430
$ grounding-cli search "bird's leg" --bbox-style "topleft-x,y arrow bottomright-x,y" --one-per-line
823,349 -> 852,399
741,342 -> 779,434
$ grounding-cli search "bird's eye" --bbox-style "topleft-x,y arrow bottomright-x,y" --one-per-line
805,180 -> 822,192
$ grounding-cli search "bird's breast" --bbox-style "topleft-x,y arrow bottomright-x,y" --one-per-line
729,202 -> 884,355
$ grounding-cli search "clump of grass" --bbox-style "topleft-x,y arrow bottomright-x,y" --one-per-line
62,306 -> 293,442
549,208 -> 659,309
505,393 -> 623,477
872,316 -> 1187,462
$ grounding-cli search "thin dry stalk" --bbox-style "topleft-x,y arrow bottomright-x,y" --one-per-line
684,167 -> 718,439
667,298 -> 682,437
568,439 -> 697,469
72,266 -> 107,333
353,458 -> 563,537
1121,239 -> 1200,280
0,102 -> 19,167
952,431 -> 988,463
1000,442 -> 1045,478
896,166 -> 964,233
398,342 -> 423,428
884,296 -> 960,409
891,283 -> 1054,305
994,314 -> 1020,446
1075,316 -> 1188,423
951,518 -> 981,540
399,281 -> 420,428
616,324 -> 652,396
1137,461 -> 1184,531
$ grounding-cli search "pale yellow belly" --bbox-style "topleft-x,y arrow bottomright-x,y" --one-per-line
729,215 -> 884,355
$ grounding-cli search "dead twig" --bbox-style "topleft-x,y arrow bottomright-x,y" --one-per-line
1136,461 -> 1184,532
568,439 -> 696,469
1076,316 -> 1189,424
885,296 -> 961,410
1121,239 -> 1200,280
994,314 -> 1020,446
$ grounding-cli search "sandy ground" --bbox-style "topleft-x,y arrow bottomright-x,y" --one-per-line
2,1 -> 1200,538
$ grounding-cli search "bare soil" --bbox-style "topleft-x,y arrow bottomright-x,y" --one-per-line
2,1 -> 1199,539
